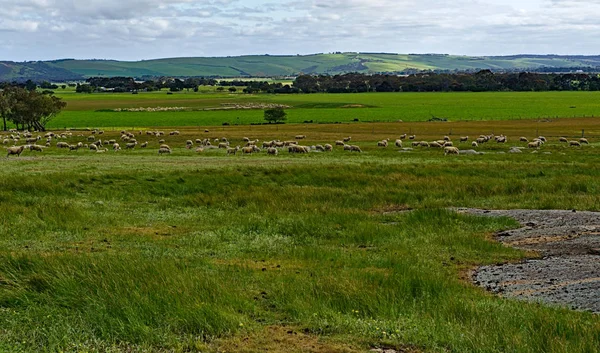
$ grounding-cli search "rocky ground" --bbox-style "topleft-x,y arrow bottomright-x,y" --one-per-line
456,208 -> 600,313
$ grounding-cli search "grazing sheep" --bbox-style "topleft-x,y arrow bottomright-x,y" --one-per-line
68,144 -> 79,151
350,145 -> 362,152
343,144 -> 352,151
140,142 -> 148,148
186,140 -> 193,146
335,140 -> 345,146
377,140 -> 388,147
204,129 -> 209,133
218,142 -> 230,149
226,146 -> 240,155
395,139 -> 402,148
89,144 -> 99,151
2,139 -> 9,145
343,137 -> 351,143
195,147 -> 204,153
221,137 -> 228,142
471,141 -> 478,147
408,135 -> 416,140
125,142 -> 137,149
419,141 -> 429,147
169,131 -> 180,136
538,136 -> 547,143
400,134 -> 407,140
528,140 -> 542,148
288,145 -> 309,153
559,137 -> 568,143
242,137 -> 250,142
411,141 -> 420,147
158,139 -> 165,144
158,147 -> 172,155
429,142 -> 443,148
315,144 -> 325,152
195,139 -> 202,144
267,147 -> 278,155
476,137 -> 486,144
283,141 -> 297,146
460,136 -> 468,142
96,149 -> 108,153
28,144 -> 44,152
580,138 -> 589,144
87,135 -> 95,141
444,141 -> 454,147
241,146 -> 260,154
160,144 -> 171,150
113,143 -> 121,151
443,136 -> 450,141
6,146 -> 25,158
444,146 -> 459,155
324,144 -> 333,151
569,140 -> 582,147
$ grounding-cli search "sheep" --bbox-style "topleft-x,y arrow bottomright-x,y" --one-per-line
395,139 -> 403,148
343,144 -> 352,151
28,144 -> 44,152
195,139 -> 202,144
226,146 -> 240,155
140,142 -> 148,148
429,142 -> 443,148
569,140 -> 582,147
186,140 -> 194,146
538,136 -> 547,143
283,141 -> 297,146
87,135 -> 95,141
158,139 -> 165,144
125,142 -> 137,149
204,129 -> 209,133
580,138 -> 589,144
408,135 -> 416,140
476,137 -> 486,144
343,137 -> 351,143
68,144 -> 79,151
241,146 -> 260,154
495,136 -> 507,143
324,144 -> 333,151
444,146 -> 459,155
113,143 -> 121,151
107,139 -> 116,145
220,137 -> 228,142
419,141 -> 430,147
377,140 -> 388,147
443,136 -> 450,141
411,141 -> 420,147
528,140 -> 542,148
218,142 -> 230,149
267,147 -> 278,155
242,137 -> 250,142
288,145 -> 309,153
169,131 -> 180,136
444,141 -> 454,147
335,140 -> 345,146
315,144 -> 325,152
158,147 -> 172,155
2,139 -> 9,145
160,144 -> 171,150
89,144 -> 99,151
350,145 -> 362,152
559,137 -> 568,143
460,136 -> 468,142
96,149 -> 108,153
471,141 -> 478,147
400,134 -> 407,140
25,137 -> 40,144
195,147 -> 204,153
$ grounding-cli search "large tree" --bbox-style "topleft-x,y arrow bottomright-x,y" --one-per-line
0,86 -> 66,131
263,107 -> 287,123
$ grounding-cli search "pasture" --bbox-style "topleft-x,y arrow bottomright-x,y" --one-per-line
50,91 -> 600,128
0,118 -> 599,352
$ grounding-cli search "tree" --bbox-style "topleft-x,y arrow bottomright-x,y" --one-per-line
264,107 -> 287,123
228,87 -> 237,93
0,86 -> 66,131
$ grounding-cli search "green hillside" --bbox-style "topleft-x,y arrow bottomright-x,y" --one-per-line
2,53 -> 600,81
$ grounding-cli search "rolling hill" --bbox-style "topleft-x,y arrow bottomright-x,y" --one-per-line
2,53 -> 600,81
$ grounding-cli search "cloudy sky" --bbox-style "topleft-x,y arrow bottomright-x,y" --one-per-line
1,0 -> 599,61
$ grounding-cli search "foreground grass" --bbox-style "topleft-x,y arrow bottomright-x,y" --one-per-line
50,91 -> 600,128
0,136 -> 599,352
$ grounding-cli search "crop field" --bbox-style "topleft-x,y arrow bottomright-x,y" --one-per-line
49,91 -> 600,129
0,116 -> 599,352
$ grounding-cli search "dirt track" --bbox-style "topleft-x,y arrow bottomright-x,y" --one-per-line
456,208 -> 600,313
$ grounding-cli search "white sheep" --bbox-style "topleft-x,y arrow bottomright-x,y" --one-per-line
226,146 -> 240,155
324,144 -> 333,151
158,147 -> 172,155
444,146 -> 459,155
559,137 -> 568,143
580,138 -> 589,144
350,145 -> 362,152
267,147 -> 278,155
460,136 -> 468,142
569,140 -> 581,147
471,141 -> 478,147
395,139 -> 402,148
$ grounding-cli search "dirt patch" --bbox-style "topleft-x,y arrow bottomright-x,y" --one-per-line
456,208 -> 600,313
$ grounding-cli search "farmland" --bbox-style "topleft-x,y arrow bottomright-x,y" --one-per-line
50,90 -> 600,129
0,91 -> 599,352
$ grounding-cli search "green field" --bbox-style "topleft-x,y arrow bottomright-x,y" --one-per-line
49,91 -> 600,129
1,92 -> 600,352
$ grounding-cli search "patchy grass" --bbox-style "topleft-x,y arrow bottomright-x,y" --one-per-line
0,122 -> 599,352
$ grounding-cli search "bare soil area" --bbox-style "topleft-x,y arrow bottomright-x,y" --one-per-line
456,208 -> 600,313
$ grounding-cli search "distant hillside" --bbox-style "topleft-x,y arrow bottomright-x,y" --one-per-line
2,53 -> 600,81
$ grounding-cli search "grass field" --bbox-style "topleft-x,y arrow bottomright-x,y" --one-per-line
0,120 -> 599,352
49,91 -> 600,129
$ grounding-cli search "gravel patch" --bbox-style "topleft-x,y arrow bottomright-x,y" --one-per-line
455,208 -> 600,313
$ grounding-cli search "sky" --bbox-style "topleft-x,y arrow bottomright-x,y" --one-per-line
1,0 -> 599,61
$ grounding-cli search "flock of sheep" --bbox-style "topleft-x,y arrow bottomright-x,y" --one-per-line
2,128 -> 593,158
